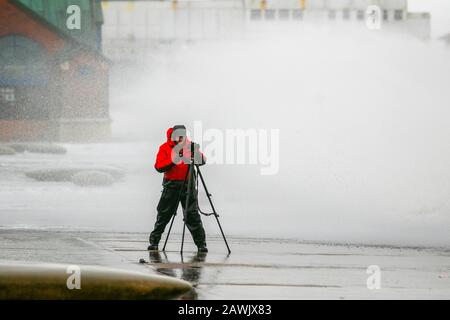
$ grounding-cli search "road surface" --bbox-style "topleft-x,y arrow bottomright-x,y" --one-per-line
0,228 -> 448,299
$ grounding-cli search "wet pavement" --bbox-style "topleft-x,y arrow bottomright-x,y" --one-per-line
0,228 -> 449,299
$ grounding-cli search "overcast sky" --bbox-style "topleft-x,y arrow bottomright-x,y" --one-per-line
409,0 -> 450,38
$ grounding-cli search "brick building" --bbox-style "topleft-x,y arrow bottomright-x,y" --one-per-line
0,0 -> 110,142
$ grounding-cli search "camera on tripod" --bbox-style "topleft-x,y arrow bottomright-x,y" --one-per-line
176,141 -> 204,165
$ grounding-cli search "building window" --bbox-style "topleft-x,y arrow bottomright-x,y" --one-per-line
0,35 -> 48,86
279,9 -> 289,20
394,10 -> 403,20
292,9 -> 304,20
328,10 -> 336,20
0,88 -> 15,103
250,9 -> 262,20
78,65 -> 93,77
343,9 -> 350,20
356,10 -> 364,20
383,10 -> 388,21
265,9 -> 276,20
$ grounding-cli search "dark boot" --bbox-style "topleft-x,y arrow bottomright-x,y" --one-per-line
197,246 -> 208,253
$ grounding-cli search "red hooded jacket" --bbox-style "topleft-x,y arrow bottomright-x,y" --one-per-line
154,128 -> 205,181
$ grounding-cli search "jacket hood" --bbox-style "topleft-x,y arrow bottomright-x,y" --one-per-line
166,127 -> 190,147
166,127 -> 177,147
166,127 -> 173,142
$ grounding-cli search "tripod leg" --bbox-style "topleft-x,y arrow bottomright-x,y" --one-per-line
180,164 -> 194,254
195,165 -> 231,254
180,223 -> 186,254
213,214 -> 231,254
162,213 -> 176,251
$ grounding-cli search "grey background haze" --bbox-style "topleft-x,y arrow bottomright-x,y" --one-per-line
409,0 -> 450,38
2,1 -> 449,248
108,21 -> 450,247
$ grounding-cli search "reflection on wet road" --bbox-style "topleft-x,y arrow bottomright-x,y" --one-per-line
147,251 -> 211,299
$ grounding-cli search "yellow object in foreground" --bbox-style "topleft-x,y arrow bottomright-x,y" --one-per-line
0,261 -> 191,300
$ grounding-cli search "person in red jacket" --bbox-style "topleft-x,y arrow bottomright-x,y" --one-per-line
148,125 -> 208,253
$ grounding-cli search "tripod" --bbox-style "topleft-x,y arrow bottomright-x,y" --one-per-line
162,143 -> 231,255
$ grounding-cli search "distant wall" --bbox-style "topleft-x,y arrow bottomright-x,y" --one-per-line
0,120 -> 53,141
101,0 -> 429,64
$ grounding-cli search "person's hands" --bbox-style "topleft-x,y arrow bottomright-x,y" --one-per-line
172,143 -> 188,164
172,142 -> 203,165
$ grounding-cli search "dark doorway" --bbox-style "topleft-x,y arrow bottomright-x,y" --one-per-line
0,35 -> 50,120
